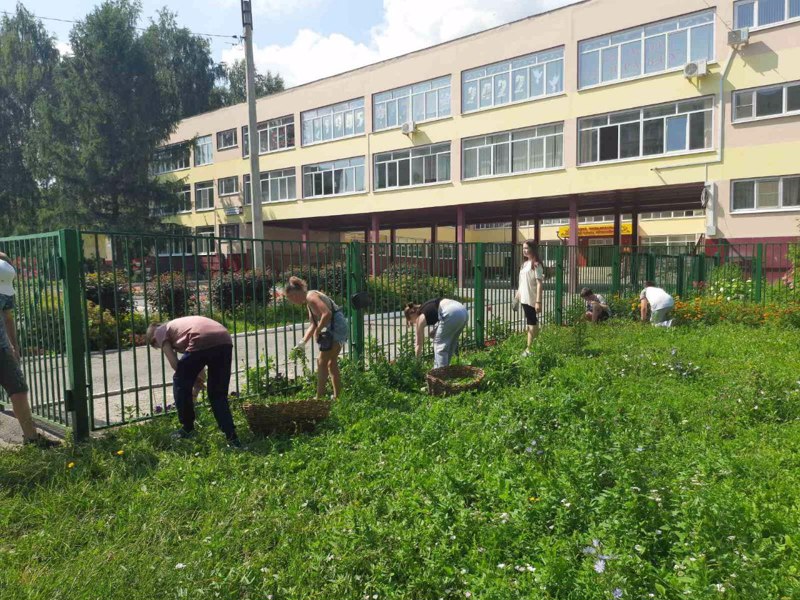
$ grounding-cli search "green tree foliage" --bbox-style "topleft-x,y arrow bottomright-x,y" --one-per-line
0,4 -> 59,235
32,0 -> 183,232
211,59 -> 284,108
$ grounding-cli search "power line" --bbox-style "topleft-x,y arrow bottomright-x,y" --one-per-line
0,10 -> 241,41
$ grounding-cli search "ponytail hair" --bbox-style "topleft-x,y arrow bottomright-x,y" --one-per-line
286,276 -> 308,293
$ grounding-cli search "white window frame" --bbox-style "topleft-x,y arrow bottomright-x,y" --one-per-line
733,0 -> 800,30
642,234 -> 699,247
219,224 -> 241,239
194,135 -> 213,167
151,144 -> 190,175
244,168 -> 297,205
731,175 -> 800,213
578,9 -> 716,90
302,157 -> 366,199
373,76 -> 451,132
374,143 -> 451,191
301,99 -> 366,147
462,47 -> 564,114
733,81 -> 800,123
177,184 -> 192,213
218,176 -> 240,197
462,123 -> 564,181
216,128 -> 238,150
640,209 -> 705,220
195,227 -> 216,255
257,115 -> 295,155
578,97 -> 715,166
194,181 -> 214,211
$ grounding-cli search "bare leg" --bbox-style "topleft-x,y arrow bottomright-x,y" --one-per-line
10,392 -> 38,440
318,344 -> 342,399
316,357 -> 329,399
591,304 -> 604,323
526,325 -> 540,351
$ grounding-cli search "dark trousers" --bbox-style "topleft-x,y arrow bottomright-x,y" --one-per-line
173,344 -> 237,440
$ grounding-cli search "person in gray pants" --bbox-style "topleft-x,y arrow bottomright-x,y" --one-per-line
404,298 -> 469,368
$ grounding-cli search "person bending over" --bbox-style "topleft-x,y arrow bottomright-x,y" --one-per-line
640,281 -> 675,327
146,316 -> 241,447
404,298 -> 468,369
580,287 -> 611,323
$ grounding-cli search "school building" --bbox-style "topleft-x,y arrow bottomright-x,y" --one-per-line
153,0 -> 800,257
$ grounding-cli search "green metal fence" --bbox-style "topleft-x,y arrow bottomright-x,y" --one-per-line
3,228 -> 799,441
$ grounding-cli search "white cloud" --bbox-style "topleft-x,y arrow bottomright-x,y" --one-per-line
56,41 -> 72,57
224,0 -> 581,86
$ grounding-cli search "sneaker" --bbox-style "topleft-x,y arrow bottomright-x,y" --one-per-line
170,428 -> 196,440
522,350 -> 532,357
23,436 -> 61,449
226,438 -> 246,450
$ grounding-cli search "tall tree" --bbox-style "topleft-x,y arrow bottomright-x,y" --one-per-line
0,4 -> 59,236
141,9 -> 219,120
32,0 -> 182,232
211,59 -> 284,108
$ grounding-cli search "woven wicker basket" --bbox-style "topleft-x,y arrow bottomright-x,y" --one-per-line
426,365 -> 485,397
242,400 -> 331,436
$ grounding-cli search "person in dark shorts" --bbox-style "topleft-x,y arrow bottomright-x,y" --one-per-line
580,288 -> 611,323
516,240 -> 544,356
0,252 -> 58,447
146,316 -> 241,447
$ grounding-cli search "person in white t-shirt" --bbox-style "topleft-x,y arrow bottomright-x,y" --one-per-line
516,240 -> 544,357
639,281 -> 675,327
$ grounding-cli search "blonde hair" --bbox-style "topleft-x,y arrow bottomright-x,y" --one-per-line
145,323 -> 162,347
285,276 -> 308,294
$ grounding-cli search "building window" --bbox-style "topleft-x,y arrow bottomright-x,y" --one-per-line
578,97 -> 713,165
194,135 -> 213,166
301,99 -> 365,146
303,157 -> 365,199
734,0 -> 800,29
151,144 -> 190,175
731,175 -> 800,212
373,76 -> 451,131
218,176 -> 239,197
642,234 -> 699,249
374,143 -> 451,190
462,47 -> 564,113
242,125 -> 250,157
258,116 -> 295,154
216,128 -> 238,150
178,184 -> 191,213
640,209 -> 705,220
244,168 -> 297,205
579,10 -> 715,89
463,123 -> 564,180
734,81 -> 800,122
195,227 -> 216,254
219,224 -> 240,239
194,181 -> 214,210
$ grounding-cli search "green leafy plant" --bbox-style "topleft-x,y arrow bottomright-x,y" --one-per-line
83,270 -> 131,315
209,269 -> 273,311
145,273 -> 197,320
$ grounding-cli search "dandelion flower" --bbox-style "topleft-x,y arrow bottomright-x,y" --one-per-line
67,462 -> 75,469
116,450 -> 124,456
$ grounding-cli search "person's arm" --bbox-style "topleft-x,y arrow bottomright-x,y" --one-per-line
414,315 -> 427,358
3,310 -> 19,360
161,341 -> 180,371
640,299 -> 649,322
300,305 -> 318,346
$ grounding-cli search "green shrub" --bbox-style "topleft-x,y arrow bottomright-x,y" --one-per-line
83,271 -> 131,315
210,270 -> 273,311
280,262 -> 346,300
367,274 -> 457,312
145,273 -> 197,320
706,262 -> 753,301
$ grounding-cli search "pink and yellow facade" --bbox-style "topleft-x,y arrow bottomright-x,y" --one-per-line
155,0 -> 800,251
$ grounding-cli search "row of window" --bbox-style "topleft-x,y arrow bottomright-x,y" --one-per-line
734,0 -> 800,29
470,210 -> 705,229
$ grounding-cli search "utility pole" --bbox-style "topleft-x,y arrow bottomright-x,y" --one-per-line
241,0 -> 264,271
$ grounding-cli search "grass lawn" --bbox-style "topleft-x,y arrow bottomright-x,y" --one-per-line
2,323 -> 800,599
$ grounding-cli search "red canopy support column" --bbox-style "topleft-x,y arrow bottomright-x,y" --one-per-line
568,196 -> 579,294
613,211 -> 622,247
456,206 -> 466,289
631,212 -> 639,247
533,217 -> 541,247
510,214 -> 519,274
370,214 -> 380,276
389,227 -> 396,264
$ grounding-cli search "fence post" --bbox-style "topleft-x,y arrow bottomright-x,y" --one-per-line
346,240 -> 365,366
554,244 -> 565,325
676,256 -> 686,299
58,229 -> 90,442
611,245 -> 621,296
473,243 -> 485,348
753,243 -> 764,303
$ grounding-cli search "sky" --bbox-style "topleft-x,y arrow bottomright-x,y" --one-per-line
5,0 -> 582,87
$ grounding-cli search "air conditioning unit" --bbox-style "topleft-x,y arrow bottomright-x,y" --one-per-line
683,60 -> 708,79
224,206 -> 243,216
728,28 -> 750,46
401,121 -> 416,135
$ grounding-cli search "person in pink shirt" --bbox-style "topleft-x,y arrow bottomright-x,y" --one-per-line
146,316 -> 240,447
